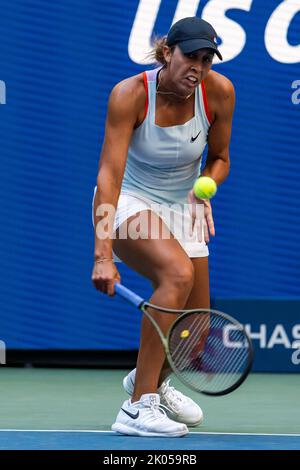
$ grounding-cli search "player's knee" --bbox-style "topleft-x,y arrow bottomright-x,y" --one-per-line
165,259 -> 195,292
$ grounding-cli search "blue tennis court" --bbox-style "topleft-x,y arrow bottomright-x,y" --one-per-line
1,430 -> 300,450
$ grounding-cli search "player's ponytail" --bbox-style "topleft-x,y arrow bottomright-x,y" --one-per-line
147,36 -> 172,65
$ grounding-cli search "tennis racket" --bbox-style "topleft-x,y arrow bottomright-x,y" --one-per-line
114,283 -> 253,396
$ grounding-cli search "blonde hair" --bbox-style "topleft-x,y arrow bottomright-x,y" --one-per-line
148,36 -> 174,65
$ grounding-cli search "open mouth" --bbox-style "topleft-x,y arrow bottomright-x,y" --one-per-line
185,76 -> 198,87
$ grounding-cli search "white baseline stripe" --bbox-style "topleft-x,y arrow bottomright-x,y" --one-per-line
0,430 -> 300,437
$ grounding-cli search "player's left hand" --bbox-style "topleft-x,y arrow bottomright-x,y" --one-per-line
187,189 -> 215,243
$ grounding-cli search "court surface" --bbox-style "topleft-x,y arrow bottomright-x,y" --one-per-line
0,368 -> 299,450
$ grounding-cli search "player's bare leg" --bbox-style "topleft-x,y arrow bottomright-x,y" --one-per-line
113,210 -> 194,402
158,256 -> 210,384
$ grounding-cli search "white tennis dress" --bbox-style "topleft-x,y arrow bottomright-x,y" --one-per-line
93,67 -> 212,261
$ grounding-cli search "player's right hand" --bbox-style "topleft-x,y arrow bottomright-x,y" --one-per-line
187,189 -> 215,243
91,260 -> 121,296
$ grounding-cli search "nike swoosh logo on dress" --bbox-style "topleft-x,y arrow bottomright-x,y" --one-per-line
190,131 -> 201,142
121,408 -> 139,419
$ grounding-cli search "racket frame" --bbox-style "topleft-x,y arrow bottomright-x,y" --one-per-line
166,308 -> 254,396
114,283 -> 253,396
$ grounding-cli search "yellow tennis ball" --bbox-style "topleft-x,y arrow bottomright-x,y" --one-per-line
180,329 -> 190,339
193,176 -> 217,199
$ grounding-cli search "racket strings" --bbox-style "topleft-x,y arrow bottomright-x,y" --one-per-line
171,315 -> 209,370
172,333 -> 245,391
168,311 -> 251,394
172,314 -> 209,359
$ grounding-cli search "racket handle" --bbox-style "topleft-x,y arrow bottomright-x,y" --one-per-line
114,283 -> 144,308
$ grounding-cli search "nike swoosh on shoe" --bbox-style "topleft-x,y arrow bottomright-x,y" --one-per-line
121,408 -> 139,420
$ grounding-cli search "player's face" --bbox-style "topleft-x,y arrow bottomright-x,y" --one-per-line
164,46 -> 214,97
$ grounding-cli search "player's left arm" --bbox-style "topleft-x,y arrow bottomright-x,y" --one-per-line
202,77 -> 235,185
189,77 -> 235,242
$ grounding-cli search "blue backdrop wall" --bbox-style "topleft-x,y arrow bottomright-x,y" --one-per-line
0,0 -> 299,371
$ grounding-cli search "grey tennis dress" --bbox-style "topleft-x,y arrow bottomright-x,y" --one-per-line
93,67 -> 212,261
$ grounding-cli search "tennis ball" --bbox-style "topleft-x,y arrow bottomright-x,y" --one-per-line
180,330 -> 190,339
193,176 -> 217,200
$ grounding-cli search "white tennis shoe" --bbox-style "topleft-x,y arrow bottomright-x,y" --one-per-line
123,368 -> 203,427
111,393 -> 188,437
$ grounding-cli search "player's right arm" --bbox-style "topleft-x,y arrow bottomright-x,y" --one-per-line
92,76 -> 144,295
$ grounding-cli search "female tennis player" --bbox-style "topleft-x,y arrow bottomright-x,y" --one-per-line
92,17 -> 235,437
